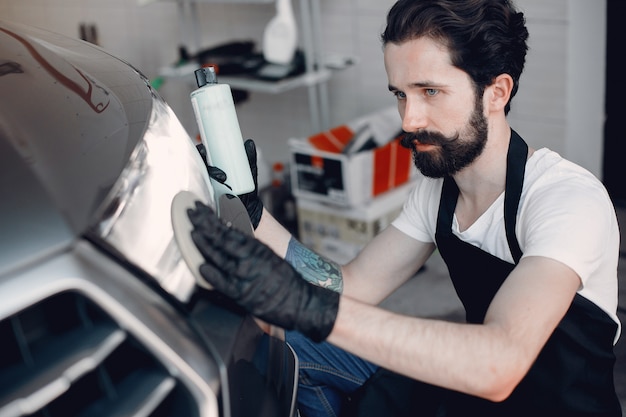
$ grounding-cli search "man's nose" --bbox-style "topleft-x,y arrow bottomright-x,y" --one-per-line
401,100 -> 428,132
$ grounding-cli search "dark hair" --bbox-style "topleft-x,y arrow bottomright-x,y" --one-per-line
381,0 -> 529,114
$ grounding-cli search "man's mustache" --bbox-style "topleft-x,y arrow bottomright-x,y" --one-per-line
400,130 -> 457,149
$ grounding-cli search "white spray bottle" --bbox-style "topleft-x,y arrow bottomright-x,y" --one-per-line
262,0 -> 298,65
190,66 -> 255,195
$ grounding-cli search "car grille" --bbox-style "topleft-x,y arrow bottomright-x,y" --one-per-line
0,291 -> 199,417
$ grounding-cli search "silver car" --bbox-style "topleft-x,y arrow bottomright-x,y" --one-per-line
0,20 -> 297,417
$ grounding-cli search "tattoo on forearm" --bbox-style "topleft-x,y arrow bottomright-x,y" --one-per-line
285,237 -> 343,293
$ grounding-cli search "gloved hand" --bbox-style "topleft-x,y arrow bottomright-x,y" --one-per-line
188,201 -> 339,342
196,139 -> 264,229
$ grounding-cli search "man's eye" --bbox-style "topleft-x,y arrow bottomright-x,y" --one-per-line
425,88 -> 438,97
392,91 -> 406,99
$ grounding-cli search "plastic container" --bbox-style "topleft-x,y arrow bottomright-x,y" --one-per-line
262,0 -> 298,65
190,66 -> 255,195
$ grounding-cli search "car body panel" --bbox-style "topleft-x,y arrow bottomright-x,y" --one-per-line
0,20 -> 297,417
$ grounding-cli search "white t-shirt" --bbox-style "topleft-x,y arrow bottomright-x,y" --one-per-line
392,148 -> 622,341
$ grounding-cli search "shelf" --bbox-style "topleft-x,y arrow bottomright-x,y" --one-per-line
139,0 -> 273,5
222,70 -> 332,94
148,0 -> 338,132
158,62 -> 333,94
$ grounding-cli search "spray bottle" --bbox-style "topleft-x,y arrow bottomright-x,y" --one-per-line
263,0 -> 297,65
190,66 -> 255,195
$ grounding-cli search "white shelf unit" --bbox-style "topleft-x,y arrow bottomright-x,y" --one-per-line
140,0 -> 273,4
146,0 -> 339,133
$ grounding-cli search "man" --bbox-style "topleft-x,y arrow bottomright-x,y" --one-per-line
187,0 -> 622,415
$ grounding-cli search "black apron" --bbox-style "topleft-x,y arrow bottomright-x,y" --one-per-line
344,130 -> 621,417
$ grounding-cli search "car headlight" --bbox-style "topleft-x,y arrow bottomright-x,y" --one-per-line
92,95 -> 214,302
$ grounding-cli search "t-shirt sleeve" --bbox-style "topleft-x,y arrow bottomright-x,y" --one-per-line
518,167 -> 618,286
392,176 -> 442,244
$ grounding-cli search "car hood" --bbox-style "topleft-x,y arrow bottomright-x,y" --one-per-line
0,20 -> 152,235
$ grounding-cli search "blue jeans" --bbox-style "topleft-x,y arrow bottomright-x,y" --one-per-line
286,330 -> 379,417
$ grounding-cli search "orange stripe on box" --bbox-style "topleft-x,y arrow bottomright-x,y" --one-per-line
329,125 -> 354,148
395,138 -> 412,185
372,141 -> 392,196
308,125 -> 354,153
389,141 -> 398,189
309,132 -> 338,152
372,138 -> 413,196
311,155 -> 324,170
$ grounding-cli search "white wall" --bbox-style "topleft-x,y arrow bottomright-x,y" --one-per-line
0,0 -> 607,177
566,0 -> 606,176
507,0 -> 607,177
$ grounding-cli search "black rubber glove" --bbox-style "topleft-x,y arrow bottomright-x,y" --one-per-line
196,140 -> 264,229
238,139 -> 263,229
188,201 -> 339,342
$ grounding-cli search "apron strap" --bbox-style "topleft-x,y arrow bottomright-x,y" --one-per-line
504,130 -> 528,264
436,129 -> 528,264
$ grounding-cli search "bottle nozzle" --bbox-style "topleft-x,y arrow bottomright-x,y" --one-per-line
194,66 -> 218,88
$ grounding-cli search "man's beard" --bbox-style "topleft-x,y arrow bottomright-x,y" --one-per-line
400,100 -> 488,178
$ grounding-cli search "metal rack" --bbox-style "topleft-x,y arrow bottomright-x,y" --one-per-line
146,0 -> 339,132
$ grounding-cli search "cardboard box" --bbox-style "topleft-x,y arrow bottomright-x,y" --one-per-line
289,107 -> 415,207
296,182 -> 413,264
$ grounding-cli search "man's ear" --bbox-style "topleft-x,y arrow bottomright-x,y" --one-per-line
485,74 -> 514,113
